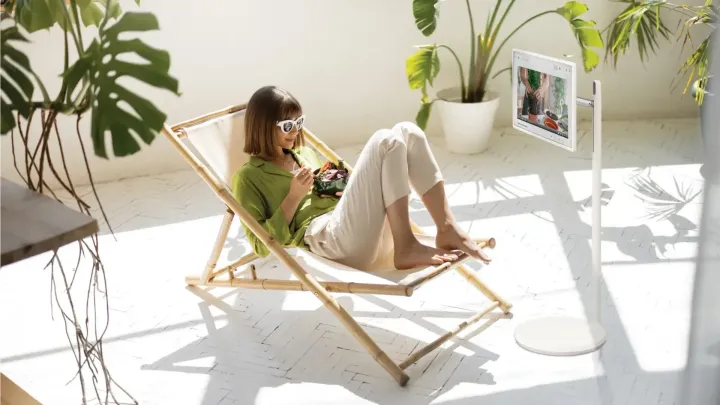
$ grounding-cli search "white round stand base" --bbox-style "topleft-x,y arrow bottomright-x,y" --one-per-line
514,316 -> 607,356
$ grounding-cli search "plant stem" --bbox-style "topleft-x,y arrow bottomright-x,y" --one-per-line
439,45 -> 467,100
59,0 -> 82,55
99,0 -> 113,33
491,66 -> 511,79
489,0 -> 516,50
465,0 -> 477,102
61,20 -> 71,104
484,1 -> 504,52
483,10 -> 555,92
70,1 -> 85,51
474,0 -> 516,101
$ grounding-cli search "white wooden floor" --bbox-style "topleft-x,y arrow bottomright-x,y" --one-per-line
0,118 -> 705,405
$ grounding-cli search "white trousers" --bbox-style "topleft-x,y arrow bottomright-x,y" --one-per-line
304,122 -> 443,270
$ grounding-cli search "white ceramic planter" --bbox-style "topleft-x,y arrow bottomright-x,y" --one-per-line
435,87 -> 500,154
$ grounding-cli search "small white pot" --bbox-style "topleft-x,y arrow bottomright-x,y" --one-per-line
435,87 -> 500,154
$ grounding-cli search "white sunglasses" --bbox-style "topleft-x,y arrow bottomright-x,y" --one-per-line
276,115 -> 305,134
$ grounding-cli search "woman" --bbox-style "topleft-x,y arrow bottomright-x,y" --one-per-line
232,86 -> 491,270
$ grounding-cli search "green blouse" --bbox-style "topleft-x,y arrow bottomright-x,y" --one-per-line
231,147 -> 339,258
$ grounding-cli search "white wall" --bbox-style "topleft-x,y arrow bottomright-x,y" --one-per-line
1,0 -> 706,188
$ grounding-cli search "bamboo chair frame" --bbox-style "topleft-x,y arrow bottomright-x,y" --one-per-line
163,104 -> 512,386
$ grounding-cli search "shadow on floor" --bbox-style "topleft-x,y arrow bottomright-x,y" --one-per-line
141,279 -> 511,405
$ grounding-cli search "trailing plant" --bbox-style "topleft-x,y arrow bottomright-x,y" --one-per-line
406,0 -> 604,129
0,0 -> 179,403
604,0 -> 717,105
527,69 -> 542,89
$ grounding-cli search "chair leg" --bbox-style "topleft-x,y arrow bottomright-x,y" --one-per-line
456,265 -> 512,313
198,208 -> 234,284
243,235 -> 410,385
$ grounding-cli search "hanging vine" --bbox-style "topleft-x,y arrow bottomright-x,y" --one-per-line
1,1 -> 180,403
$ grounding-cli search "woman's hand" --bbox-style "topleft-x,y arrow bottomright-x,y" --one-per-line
288,167 -> 314,200
280,167 -> 314,223
320,191 -> 343,198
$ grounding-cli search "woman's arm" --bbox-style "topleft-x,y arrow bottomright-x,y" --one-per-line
279,188 -> 304,223
535,73 -> 550,99
232,174 -> 295,257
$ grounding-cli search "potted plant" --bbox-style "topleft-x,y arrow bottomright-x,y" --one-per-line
406,0 -> 604,154
603,0 -> 717,178
0,1 -> 179,403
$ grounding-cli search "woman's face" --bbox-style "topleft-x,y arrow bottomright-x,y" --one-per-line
275,113 -> 304,150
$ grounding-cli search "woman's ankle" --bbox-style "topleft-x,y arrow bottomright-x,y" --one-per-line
393,235 -> 422,251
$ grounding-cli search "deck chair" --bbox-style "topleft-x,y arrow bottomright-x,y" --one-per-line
161,104 -> 513,386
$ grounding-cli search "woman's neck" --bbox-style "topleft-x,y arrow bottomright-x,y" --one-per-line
258,148 -> 287,162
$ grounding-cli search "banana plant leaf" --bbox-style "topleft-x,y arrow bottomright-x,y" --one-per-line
555,1 -> 604,72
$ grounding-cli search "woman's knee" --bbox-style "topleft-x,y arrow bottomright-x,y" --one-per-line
393,121 -> 428,144
369,127 -> 406,152
368,121 -> 429,158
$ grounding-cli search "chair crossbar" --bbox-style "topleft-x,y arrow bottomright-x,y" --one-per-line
186,275 -> 414,296
399,300 -> 501,369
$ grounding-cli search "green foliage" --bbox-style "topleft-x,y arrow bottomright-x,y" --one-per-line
527,70 -> 541,90
64,12 -> 180,158
604,0 -> 673,67
8,0 -> 122,33
552,76 -> 566,112
406,0 -> 603,129
416,100 -> 434,130
406,45 -> 440,129
604,0 -> 717,106
406,45 -> 440,92
555,2 -> 605,72
0,0 -> 180,158
1,27 -> 34,134
412,0 -> 440,36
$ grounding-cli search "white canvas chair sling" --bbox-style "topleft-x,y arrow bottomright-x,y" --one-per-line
161,104 -> 512,386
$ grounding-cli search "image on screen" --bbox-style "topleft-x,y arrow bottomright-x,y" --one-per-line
512,49 -> 576,152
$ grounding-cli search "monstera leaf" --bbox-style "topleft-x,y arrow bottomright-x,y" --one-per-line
1,27 -> 35,135
80,0 -> 121,26
555,1 -> 604,72
7,0 -> 124,33
54,0 -> 123,31
64,12 -> 179,158
11,0 -> 60,33
412,0 -> 441,36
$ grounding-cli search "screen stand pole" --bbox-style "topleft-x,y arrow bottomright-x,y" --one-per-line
513,80 -> 607,356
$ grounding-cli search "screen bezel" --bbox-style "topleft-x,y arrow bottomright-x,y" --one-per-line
511,48 -> 577,153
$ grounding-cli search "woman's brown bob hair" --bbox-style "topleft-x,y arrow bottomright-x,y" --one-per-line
244,86 -> 305,159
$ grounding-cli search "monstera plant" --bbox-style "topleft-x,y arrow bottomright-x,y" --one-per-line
0,1 -> 179,403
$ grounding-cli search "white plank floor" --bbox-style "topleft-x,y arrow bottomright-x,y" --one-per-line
0,118 -> 705,405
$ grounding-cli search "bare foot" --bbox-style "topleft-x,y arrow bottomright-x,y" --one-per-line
394,240 -> 459,270
436,224 -> 492,264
